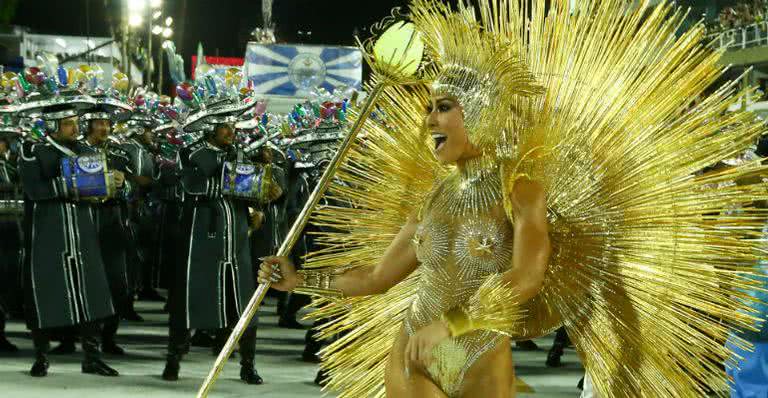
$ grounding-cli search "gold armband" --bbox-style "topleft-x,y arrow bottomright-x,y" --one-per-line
295,269 -> 344,298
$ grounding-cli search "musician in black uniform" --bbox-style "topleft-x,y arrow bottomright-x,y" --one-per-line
278,159 -> 315,330
152,122 -> 183,294
277,122 -> 355,384
246,141 -> 289,252
162,104 -> 281,384
278,125 -> 345,340
121,114 -> 165,305
249,144 -> 289,307
153,124 -> 217,348
18,101 -> 121,377
0,135 -> 20,352
81,101 -> 134,355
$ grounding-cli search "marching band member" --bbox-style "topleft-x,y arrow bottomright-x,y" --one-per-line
121,104 -> 165,306
81,97 -> 134,355
0,132 -> 21,352
151,120 -> 184,300
162,97 -> 281,384
19,98 -> 121,377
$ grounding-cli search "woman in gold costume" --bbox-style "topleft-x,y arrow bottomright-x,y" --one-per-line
262,85 -> 549,397
259,0 -> 768,397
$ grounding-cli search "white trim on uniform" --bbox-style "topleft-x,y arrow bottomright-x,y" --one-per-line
185,207 -> 198,328
61,202 -> 79,323
30,203 -> 43,327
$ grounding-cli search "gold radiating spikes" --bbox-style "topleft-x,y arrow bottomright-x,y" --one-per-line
454,216 -> 511,276
426,163 -> 503,216
297,1 -> 768,397
461,273 -> 526,336
301,82 -> 439,398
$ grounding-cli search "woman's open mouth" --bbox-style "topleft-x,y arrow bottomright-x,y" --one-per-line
432,133 -> 447,151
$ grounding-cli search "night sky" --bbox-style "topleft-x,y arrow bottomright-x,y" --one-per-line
9,0 -> 411,70
5,1 -> 742,60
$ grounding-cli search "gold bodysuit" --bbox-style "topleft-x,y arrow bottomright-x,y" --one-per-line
404,158 -> 514,397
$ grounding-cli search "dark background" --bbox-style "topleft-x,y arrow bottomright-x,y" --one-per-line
1,1 -> 743,57
3,0 -> 411,73
0,0 -> 751,90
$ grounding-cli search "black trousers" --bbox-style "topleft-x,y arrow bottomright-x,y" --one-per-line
157,202 -> 182,290
167,259 -> 259,366
279,229 -> 313,322
552,326 -> 570,348
304,319 -> 324,355
101,315 -> 120,344
0,305 -> 7,335
167,325 -> 257,365
0,220 -> 22,317
280,292 -> 312,322
31,321 -> 102,360
137,201 -> 163,293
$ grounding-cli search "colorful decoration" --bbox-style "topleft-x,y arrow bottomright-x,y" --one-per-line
68,67 -> 86,86
30,119 -> 47,139
24,67 -> 45,86
112,72 -> 129,93
1,72 -> 17,92
225,67 -> 243,88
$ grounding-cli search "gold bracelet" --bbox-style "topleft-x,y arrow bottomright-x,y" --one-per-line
441,306 -> 474,337
295,270 -> 344,298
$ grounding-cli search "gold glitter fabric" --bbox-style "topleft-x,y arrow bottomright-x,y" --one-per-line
300,1 -> 768,397
405,158 -> 521,396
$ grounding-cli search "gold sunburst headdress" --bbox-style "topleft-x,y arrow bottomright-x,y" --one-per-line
411,0 -> 544,155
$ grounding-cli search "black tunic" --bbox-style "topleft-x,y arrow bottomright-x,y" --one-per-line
154,157 -> 183,290
0,155 -> 23,314
19,137 -> 114,329
121,138 -> 159,290
120,138 -> 155,179
172,140 -> 257,330
83,141 -> 134,314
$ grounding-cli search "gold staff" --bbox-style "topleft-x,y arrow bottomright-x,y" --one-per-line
196,19 -> 425,398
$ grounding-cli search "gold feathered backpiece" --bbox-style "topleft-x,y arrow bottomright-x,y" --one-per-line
300,1 -> 768,396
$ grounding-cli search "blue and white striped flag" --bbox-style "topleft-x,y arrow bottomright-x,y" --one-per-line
244,43 -> 362,96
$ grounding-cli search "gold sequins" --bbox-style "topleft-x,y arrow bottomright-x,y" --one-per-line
455,217 -> 513,279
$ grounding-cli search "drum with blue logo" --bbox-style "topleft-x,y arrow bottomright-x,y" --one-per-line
221,161 -> 272,202
60,154 -> 115,201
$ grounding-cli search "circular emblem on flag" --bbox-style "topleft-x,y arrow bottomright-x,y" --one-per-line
288,53 -> 326,90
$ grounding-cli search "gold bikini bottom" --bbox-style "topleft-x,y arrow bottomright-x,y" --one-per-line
405,319 -> 504,397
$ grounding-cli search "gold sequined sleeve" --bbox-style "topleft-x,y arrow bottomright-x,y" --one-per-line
441,274 -> 525,337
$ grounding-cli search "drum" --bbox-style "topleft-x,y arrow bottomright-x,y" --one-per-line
60,154 -> 116,201
221,161 -> 272,202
